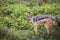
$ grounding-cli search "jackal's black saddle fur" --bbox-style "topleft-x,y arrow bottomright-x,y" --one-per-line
33,14 -> 53,22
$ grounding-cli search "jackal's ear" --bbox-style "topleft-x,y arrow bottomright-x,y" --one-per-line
25,15 -> 32,19
25,13 -> 33,18
25,15 -> 33,22
29,14 -> 33,17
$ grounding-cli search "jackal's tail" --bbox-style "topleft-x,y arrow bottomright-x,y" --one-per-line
51,16 -> 60,26
55,16 -> 60,26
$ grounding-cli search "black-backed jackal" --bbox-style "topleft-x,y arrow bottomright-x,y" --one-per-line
26,14 -> 60,36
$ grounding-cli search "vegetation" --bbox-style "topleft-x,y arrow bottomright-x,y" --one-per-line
0,0 -> 60,40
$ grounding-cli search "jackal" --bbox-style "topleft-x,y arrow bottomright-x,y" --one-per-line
26,14 -> 60,36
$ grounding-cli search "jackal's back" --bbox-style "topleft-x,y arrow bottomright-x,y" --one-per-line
33,14 -> 54,22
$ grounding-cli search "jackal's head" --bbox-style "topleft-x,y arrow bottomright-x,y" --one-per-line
25,15 -> 33,24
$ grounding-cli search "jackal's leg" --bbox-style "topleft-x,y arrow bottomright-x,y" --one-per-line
33,22 -> 38,36
44,23 -> 50,34
44,19 -> 52,34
